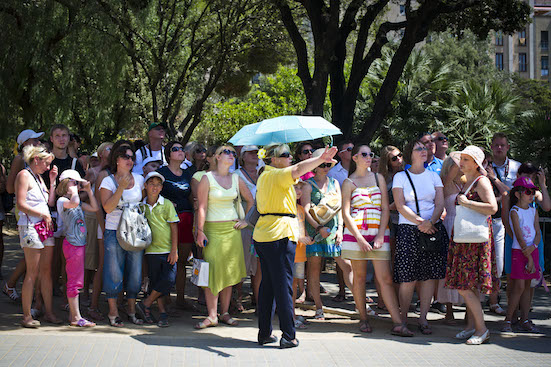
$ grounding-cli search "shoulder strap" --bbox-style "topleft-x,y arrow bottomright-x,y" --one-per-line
344,177 -> 357,187
140,146 -> 148,160
71,158 -> 77,170
463,175 -> 483,195
308,178 -> 324,198
373,172 -> 379,189
404,170 -> 420,216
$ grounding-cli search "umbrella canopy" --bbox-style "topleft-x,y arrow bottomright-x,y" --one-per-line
229,116 -> 342,146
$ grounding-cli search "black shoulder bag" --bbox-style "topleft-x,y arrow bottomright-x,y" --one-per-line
404,170 -> 443,252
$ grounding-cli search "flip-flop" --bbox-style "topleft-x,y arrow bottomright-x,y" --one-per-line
21,319 -> 40,328
359,320 -> 372,333
71,318 -> 96,327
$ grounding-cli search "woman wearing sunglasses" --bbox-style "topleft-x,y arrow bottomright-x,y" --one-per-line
253,143 -> 338,348
294,142 -> 316,180
302,148 -> 352,321
379,146 -> 404,251
341,145 -> 402,334
157,141 -> 195,310
100,145 -> 145,327
195,145 -> 253,329
392,140 -> 447,337
446,146 -> 498,344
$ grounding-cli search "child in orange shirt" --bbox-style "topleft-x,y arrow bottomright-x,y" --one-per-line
294,181 -> 313,329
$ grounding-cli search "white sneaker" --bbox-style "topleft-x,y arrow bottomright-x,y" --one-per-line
455,328 -> 476,339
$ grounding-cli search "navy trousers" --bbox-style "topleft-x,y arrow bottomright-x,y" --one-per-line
254,237 -> 296,341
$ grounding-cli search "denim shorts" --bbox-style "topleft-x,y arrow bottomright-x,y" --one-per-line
146,253 -> 176,295
102,229 -> 143,299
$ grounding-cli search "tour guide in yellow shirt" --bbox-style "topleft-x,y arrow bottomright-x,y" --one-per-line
253,144 -> 338,349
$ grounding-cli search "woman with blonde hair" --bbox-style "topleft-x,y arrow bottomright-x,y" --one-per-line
254,143 -> 338,348
15,145 -> 60,327
194,145 -> 254,329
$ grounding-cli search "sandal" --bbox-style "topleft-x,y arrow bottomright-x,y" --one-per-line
294,319 -> 307,329
391,324 -> 414,337
489,303 -> 506,316
418,323 -> 432,335
21,319 -> 41,328
2,283 -> 20,302
108,316 -> 124,327
136,302 -> 156,324
501,321 -> 513,333
519,320 -> 541,333
71,318 -> 96,327
127,313 -> 144,325
366,305 -> 378,317
219,312 -> 238,326
359,320 -> 372,333
235,300 -> 245,312
87,307 -> 105,321
332,294 -> 346,302
314,309 -> 325,320
43,315 -> 63,325
194,316 -> 218,329
366,296 -> 374,303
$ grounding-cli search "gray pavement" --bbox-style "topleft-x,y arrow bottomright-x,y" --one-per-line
1,229 -> 550,367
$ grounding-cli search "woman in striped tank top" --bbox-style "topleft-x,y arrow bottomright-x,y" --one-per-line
341,145 -> 402,335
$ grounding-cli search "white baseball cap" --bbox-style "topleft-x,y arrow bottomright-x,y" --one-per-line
17,129 -> 44,148
144,171 -> 165,183
142,156 -> 163,167
59,169 -> 85,182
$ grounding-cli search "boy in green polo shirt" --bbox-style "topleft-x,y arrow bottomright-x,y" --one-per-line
136,172 -> 179,327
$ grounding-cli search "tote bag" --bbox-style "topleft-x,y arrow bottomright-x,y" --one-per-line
453,176 -> 490,243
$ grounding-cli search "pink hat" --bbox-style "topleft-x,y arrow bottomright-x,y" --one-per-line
513,177 -> 538,190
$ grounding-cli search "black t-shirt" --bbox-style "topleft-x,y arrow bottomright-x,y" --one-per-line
157,166 -> 193,213
42,155 -> 86,189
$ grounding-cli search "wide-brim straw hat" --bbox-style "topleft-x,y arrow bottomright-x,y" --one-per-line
450,145 -> 487,176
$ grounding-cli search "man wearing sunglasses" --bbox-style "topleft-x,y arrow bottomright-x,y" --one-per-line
134,122 -> 167,175
328,141 -> 354,186
432,131 -> 448,161
420,133 -> 443,174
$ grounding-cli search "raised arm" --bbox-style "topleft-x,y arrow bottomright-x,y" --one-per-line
291,146 -> 338,180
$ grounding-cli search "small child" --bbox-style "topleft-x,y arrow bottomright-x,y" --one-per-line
56,170 -> 98,327
136,172 -> 179,327
142,157 -> 163,176
503,177 -> 542,333
293,181 -> 313,329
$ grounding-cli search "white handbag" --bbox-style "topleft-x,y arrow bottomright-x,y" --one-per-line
453,176 -> 490,243
190,258 -> 209,287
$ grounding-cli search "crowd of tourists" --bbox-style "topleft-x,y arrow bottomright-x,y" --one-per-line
0,123 -> 548,349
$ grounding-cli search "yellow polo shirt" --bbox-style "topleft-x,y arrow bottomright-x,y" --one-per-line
253,166 -> 299,243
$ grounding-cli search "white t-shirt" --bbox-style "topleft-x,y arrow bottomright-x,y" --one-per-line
510,205 -> 537,250
99,173 -> 144,230
133,146 -> 166,175
392,169 -> 443,226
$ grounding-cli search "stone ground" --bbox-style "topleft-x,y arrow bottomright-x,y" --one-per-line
0,227 -> 550,367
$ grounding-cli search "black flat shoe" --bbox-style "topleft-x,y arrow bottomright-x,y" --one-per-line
258,335 -> 278,345
279,338 -> 299,349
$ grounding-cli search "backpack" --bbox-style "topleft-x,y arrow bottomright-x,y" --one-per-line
109,175 -> 152,252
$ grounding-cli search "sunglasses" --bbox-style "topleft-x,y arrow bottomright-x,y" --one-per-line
339,146 -> 353,153
221,149 -> 237,158
436,136 -> 448,142
121,153 -> 135,161
391,152 -> 403,162
523,189 -> 535,195
414,147 -> 428,152
301,149 -> 314,155
358,152 -> 375,158
171,146 -> 185,152
279,152 -> 291,158
318,163 -> 332,168
195,148 -> 207,153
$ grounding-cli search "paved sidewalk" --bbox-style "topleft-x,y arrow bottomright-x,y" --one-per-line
1,230 -> 550,366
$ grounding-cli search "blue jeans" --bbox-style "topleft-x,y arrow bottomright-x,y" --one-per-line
254,237 -> 296,341
103,230 -> 143,299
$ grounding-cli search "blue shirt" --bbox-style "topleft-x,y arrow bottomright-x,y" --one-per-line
427,157 -> 443,174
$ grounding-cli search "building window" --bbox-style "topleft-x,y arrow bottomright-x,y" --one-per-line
399,5 -> 406,16
542,56 -> 549,76
519,53 -> 527,72
496,53 -> 504,70
495,31 -> 503,46
542,31 -> 549,50
519,29 -> 526,46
